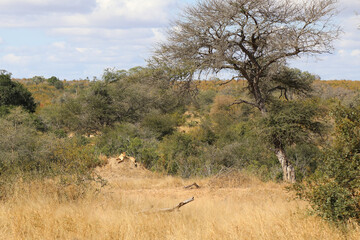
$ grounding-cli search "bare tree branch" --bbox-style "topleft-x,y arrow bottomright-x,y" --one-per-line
267,86 -> 289,100
229,99 -> 259,109
153,0 -> 340,115
217,76 -> 242,86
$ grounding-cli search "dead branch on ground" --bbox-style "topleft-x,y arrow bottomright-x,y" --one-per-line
159,197 -> 195,212
184,183 -> 200,189
141,197 -> 195,213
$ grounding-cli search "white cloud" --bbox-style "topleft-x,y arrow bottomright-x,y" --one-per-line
75,47 -> 87,53
0,0 -> 176,28
342,0 -> 360,6
47,55 -> 59,62
75,47 -> 102,55
2,53 -> 31,65
50,27 -> 157,42
0,0 -> 96,14
338,49 -> 345,56
52,42 -> 66,49
350,49 -> 360,56
0,0 -> 181,79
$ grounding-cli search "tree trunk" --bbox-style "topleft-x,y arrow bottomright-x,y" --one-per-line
275,146 -> 296,183
257,92 -> 296,183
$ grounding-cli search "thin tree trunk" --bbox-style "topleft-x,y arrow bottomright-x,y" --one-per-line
274,146 -> 295,183
255,90 -> 296,183
258,104 -> 296,183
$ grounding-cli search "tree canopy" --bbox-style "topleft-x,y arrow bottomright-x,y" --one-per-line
154,0 -> 339,112
0,70 -> 37,113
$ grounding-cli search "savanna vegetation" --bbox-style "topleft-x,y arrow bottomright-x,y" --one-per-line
0,0 -> 359,239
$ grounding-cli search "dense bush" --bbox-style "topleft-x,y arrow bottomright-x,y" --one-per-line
295,105 -> 360,225
0,71 -> 37,112
286,143 -> 321,181
0,108 -> 101,199
96,123 -> 159,169
41,67 -> 186,135
141,111 -> 183,139
158,132 -> 203,177
195,89 -> 217,113
47,76 -> 64,89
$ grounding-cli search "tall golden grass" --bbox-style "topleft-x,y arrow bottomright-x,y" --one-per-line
0,169 -> 359,240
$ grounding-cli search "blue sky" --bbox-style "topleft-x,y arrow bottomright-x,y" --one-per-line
0,0 -> 359,80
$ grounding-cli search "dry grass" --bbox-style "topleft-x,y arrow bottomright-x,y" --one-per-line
0,160 -> 359,240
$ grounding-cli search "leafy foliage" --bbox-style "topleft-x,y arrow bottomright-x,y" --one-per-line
142,111 -> 183,139
96,123 -> 159,169
262,100 -> 324,148
0,107 -> 101,199
0,71 -> 37,112
158,132 -> 203,177
47,76 -> 64,89
295,105 -> 360,225
41,67 -> 187,135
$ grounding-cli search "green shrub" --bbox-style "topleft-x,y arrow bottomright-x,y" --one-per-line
49,137 -> 100,175
0,108 -> 101,199
304,180 -> 359,223
0,71 -> 36,112
0,105 -> 10,117
47,76 -> 64,89
158,132 -> 202,176
96,123 -> 159,168
295,105 -> 360,225
195,89 -> 217,112
287,144 -> 320,181
142,112 -> 181,139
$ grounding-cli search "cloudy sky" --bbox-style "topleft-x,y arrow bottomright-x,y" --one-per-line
0,0 -> 359,80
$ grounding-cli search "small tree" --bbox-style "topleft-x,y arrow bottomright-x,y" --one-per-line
262,99 -> 324,181
153,0 -> 340,182
32,76 -> 45,85
0,70 -> 37,113
47,76 -> 64,89
58,82 -> 115,134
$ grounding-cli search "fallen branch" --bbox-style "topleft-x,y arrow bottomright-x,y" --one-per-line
159,197 -> 195,212
184,182 -> 200,189
140,197 -> 195,214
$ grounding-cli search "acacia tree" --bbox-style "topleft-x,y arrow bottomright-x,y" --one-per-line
153,0 -> 340,182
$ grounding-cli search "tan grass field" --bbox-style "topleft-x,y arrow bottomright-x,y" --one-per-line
0,157 -> 359,240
